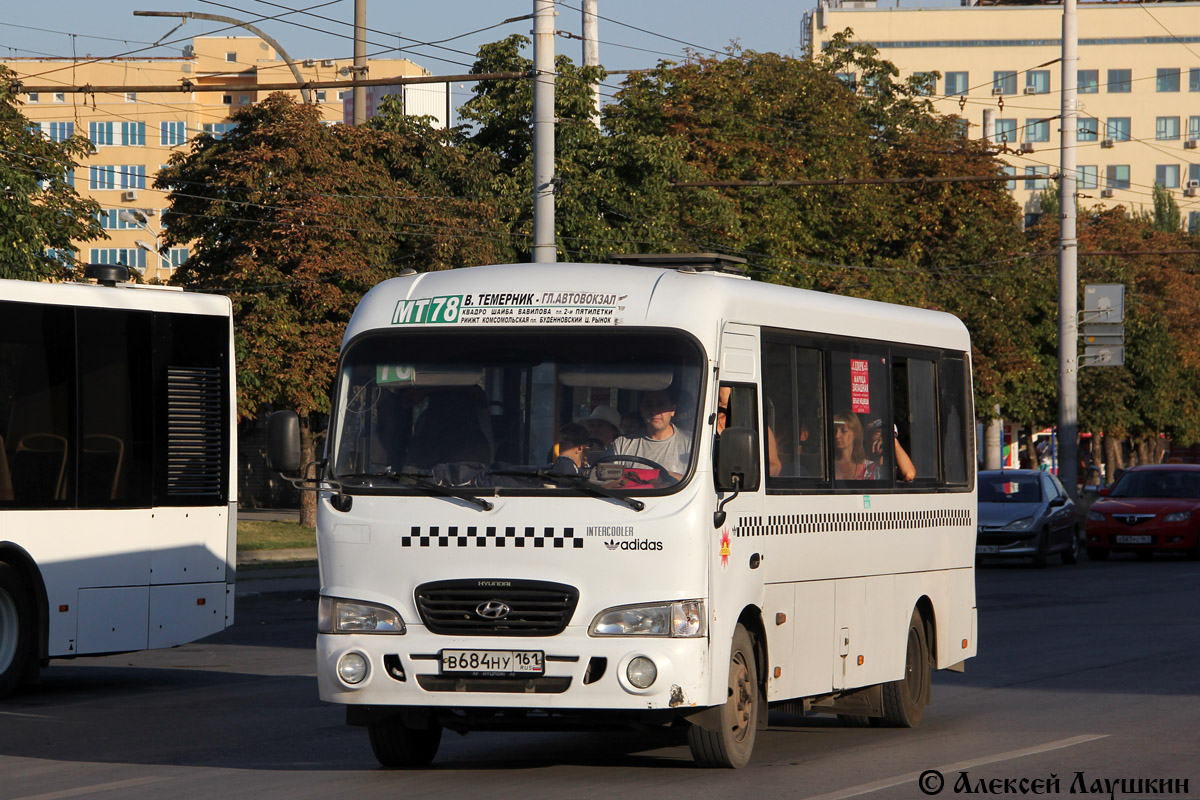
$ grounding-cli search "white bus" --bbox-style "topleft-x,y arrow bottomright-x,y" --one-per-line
268,256 -> 977,768
0,266 -> 237,698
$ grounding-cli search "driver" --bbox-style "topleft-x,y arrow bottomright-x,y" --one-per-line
605,389 -> 691,482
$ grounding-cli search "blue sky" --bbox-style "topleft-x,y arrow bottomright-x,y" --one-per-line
3,1 -> 813,73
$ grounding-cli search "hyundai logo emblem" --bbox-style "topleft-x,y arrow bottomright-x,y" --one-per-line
476,600 -> 511,619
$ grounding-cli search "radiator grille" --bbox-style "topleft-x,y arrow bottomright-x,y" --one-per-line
415,579 -> 579,636
165,365 -> 224,497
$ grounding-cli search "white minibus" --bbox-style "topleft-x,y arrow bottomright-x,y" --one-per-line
268,255 -> 977,768
1,265 -> 237,698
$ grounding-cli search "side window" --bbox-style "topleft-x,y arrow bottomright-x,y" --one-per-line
763,341 -> 826,484
0,302 -> 75,508
895,356 -> 939,482
77,308 -> 154,507
716,382 -> 764,476
829,348 -> 891,486
938,355 -> 971,487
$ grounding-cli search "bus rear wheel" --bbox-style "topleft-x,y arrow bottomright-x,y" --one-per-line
687,623 -> 758,768
367,716 -> 442,768
881,609 -> 931,728
0,562 -> 36,699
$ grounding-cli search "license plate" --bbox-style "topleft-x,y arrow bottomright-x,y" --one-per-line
440,649 -> 544,675
1116,535 -> 1152,544
976,545 -> 999,554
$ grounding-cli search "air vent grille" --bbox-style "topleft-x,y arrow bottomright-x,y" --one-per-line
165,365 -> 224,497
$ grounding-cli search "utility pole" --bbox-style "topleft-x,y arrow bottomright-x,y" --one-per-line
982,107 -> 1003,471
352,0 -> 367,125
582,0 -> 601,128
532,0 -> 556,263
1058,0 -> 1080,496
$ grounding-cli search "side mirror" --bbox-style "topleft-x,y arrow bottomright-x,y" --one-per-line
1098,486 -> 1111,497
714,427 -> 761,493
1048,495 -> 1067,507
266,410 -> 302,474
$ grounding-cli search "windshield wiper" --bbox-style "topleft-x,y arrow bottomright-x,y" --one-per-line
493,469 -> 644,511
337,470 -> 493,511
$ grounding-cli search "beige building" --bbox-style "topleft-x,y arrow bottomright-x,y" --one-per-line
806,0 -> 1200,230
4,36 -> 438,281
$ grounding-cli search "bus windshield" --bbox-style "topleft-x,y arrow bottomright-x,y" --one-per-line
330,329 -> 705,494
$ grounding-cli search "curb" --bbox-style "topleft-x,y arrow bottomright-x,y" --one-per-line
237,547 -> 318,566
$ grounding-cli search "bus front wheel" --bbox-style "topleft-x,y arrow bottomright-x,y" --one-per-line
0,562 -> 36,699
687,623 -> 758,768
881,609 -> 931,728
367,716 -> 442,768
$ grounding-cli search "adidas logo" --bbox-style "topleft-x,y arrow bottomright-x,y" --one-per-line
604,539 -> 663,551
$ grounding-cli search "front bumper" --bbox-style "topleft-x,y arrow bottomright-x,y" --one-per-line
1085,524 -> 1198,551
317,627 -> 713,713
975,529 -> 1039,557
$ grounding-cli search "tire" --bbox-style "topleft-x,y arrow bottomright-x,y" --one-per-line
0,562 -> 36,700
881,610 -> 931,728
1087,547 -> 1109,562
688,623 -> 758,768
367,716 -> 442,768
1061,528 -> 1080,565
1032,530 -> 1049,569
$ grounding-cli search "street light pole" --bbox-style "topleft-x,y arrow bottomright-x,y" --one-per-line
532,0 -> 557,263
1058,0 -> 1080,497
134,10 -> 313,104
118,209 -> 170,272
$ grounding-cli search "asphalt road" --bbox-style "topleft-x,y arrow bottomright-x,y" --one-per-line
2,554 -> 1198,800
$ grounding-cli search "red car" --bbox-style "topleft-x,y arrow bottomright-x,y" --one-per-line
1085,464 -> 1200,560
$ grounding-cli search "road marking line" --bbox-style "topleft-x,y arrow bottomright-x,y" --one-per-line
8,776 -> 172,800
801,734 -> 1110,800
0,711 -> 55,719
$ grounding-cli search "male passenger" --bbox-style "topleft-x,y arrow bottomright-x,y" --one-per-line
606,389 -> 691,482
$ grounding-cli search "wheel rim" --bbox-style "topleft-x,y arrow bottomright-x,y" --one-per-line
729,649 -> 753,743
903,625 -> 923,700
0,588 -> 18,674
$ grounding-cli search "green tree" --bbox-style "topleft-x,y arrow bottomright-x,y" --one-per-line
158,93 -> 511,524
0,65 -> 104,280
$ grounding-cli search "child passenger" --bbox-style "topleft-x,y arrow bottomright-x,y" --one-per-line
551,423 -> 591,475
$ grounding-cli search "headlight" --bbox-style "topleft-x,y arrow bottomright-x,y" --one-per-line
318,596 -> 406,634
1164,510 -> 1193,523
1087,510 -> 1105,522
589,600 -> 706,638
1001,516 -> 1036,531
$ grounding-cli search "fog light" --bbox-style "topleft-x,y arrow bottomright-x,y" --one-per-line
627,657 -> 657,689
337,652 -> 369,685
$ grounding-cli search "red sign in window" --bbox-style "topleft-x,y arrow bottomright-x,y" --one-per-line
851,359 -> 871,414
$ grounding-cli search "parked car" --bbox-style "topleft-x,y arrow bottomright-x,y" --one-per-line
977,469 -> 1079,567
1085,464 -> 1200,561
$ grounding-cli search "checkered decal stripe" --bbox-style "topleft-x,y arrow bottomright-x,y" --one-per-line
400,526 -> 583,548
734,509 -> 973,537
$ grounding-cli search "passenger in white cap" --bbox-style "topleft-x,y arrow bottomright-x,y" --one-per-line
582,405 -> 621,448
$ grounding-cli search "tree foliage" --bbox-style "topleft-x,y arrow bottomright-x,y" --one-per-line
0,65 -> 103,280
157,93 -> 512,523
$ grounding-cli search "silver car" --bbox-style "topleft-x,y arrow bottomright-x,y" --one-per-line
976,469 -> 1079,567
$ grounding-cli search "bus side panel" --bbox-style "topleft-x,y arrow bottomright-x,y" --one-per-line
763,583 -> 794,701
149,506 -> 231,585
76,586 -> 148,654
148,582 -> 227,648
777,579 -> 835,699
833,575 -> 898,690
